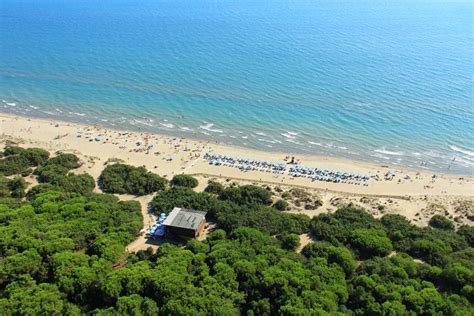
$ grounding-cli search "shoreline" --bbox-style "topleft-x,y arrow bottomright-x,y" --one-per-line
1,107 -> 471,177
1,111 -> 473,197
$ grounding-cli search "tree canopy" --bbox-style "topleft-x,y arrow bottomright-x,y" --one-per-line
1,146 -> 473,315
170,174 -> 198,188
98,163 -> 167,195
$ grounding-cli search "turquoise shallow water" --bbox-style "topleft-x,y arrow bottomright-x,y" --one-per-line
1,0 -> 473,174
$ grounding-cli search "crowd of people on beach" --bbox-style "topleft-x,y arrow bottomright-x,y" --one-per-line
204,153 -> 369,185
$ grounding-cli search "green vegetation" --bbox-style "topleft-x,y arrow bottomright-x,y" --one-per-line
273,199 -> 289,211
151,185 -> 310,236
204,180 -> 224,194
430,214 -> 455,231
170,174 -> 198,188
0,176 -> 26,198
0,146 -> 473,314
98,163 -> 167,195
0,146 -> 50,176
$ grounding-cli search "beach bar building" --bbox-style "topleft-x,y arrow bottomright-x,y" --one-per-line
163,207 -> 207,238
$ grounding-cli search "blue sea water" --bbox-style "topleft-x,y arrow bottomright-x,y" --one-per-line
1,0 -> 473,174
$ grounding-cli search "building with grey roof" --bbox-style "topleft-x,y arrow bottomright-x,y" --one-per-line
163,207 -> 207,238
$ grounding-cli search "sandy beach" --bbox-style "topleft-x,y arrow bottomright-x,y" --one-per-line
1,112 -> 473,232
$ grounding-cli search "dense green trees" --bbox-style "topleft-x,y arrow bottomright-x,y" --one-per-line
430,214 -> 455,231
1,146 -> 473,314
349,228 -> 393,258
151,185 -> 310,235
204,180 -> 224,194
273,199 -> 289,211
0,176 -> 26,198
98,163 -> 167,195
0,147 -> 50,176
170,174 -> 198,188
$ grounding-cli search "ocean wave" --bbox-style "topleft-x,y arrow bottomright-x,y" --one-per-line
133,119 -> 153,127
28,105 -> 39,110
285,139 -> 302,145
374,148 -> 404,156
449,145 -> 474,157
258,138 -> 280,144
200,123 -> 223,133
372,153 -> 391,160
255,132 -> 267,136
159,122 -> 174,128
179,126 -> 192,131
281,132 -> 297,139
454,157 -> 474,167
69,112 -> 86,117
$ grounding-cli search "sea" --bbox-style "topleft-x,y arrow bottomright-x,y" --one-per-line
1,0 -> 473,175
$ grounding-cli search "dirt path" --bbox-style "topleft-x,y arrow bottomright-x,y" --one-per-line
114,194 -> 162,253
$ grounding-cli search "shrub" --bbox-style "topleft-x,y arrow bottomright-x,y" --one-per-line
8,177 -> 27,198
3,146 -> 25,156
303,241 -> 356,275
26,183 -> 60,200
21,148 -> 50,166
273,199 -> 289,211
0,155 -> 31,176
457,225 -> 474,247
279,233 -> 300,251
429,215 -> 454,231
170,174 -> 198,188
51,173 -> 95,195
220,185 -> 272,205
0,147 -> 50,176
98,163 -> 167,195
35,164 -> 69,183
350,229 -> 393,258
47,153 -> 81,169
205,180 -> 224,194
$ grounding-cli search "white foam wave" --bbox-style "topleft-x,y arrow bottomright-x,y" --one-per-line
286,131 -> 299,136
134,119 -> 153,127
281,132 -> 296,139
179,126 -> 192,131
28,105 -> 39,110
374,148 -> 404,156
285,139 -> 302,145
454,157 -> 474,166
200,123 -> 223,133
308,141 -> 323,146
255,132 -> 267,136
372,153 -> 391,160
258,138 -> 279,144
69,112 -> 86,117
159,123 -> 174,128
6,102 -> 16,107
449,145 -> 474,157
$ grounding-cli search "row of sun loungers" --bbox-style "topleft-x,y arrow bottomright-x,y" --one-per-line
204,153 -> 369,186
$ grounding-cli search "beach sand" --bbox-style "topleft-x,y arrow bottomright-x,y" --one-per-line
1,112 -> 473,237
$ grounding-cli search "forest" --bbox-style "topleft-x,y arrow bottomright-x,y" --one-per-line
0,146 -> 473,315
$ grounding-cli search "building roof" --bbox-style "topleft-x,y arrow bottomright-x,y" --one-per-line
163,207 -> 207,231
